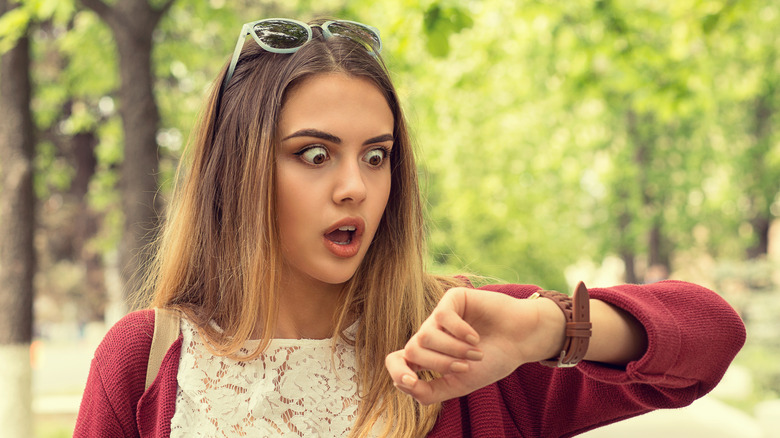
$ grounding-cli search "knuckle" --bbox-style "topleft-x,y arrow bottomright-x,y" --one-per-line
402,347 -> 420,363
446,286 -> 467,296
384,351 -> 396,367
433,311 -> 448,325
442,287 -> 459,298
428,359 -> 451,375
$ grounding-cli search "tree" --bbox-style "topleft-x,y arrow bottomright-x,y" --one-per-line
707,0 -> 780,260
536,0 -> 729,283
79,0 -> 175,307
0,0 -> 35,433
30,4 -> 113,326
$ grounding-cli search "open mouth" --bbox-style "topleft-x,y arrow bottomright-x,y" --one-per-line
322,219 -> 364,258
325,225 -> 356,245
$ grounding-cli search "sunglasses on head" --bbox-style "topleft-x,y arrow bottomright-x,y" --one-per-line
222,18 -> 383,90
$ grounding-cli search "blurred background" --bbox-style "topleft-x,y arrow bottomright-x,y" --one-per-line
0,0 -> 778,436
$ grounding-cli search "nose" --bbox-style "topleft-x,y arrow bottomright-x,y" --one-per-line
333,159 -> 367,204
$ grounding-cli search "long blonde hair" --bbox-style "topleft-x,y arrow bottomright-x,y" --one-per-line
143,20 -> 463,436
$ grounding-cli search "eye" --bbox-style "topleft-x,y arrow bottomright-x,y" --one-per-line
363,148 -> 389,167
295,145 -> 329,165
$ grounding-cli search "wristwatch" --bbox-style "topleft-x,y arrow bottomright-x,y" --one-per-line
528,281 -> 592,368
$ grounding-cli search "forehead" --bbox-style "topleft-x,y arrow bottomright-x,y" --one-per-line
278,73 -> 394,139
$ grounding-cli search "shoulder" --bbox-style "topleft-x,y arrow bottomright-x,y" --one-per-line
96,309 -> 155,356
76,309 -> 157,435
92,309 -> 156,384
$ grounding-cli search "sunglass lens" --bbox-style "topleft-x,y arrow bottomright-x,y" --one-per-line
327,22 -> 381,54
253,20 -> 309,50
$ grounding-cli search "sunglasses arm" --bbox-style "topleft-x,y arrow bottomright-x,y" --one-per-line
223,23 -> 253,91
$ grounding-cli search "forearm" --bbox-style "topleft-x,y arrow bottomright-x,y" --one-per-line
585,299 -> 648,365
534,296 -> 648,367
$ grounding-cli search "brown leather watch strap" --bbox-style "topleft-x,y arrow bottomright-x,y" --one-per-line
529,281 -> 592,368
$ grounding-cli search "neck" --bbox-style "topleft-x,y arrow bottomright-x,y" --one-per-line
274,274 -> 346,339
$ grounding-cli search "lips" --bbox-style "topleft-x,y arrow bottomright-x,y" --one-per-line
323,218 -> 365,258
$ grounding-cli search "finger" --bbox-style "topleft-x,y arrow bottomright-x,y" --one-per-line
385,350 -> 419,389
386,351 -> 466,406
385,350 -> 452,405
415,373 -> 470,405
431,308 -> 481,347
397,373 -> 461,406
411,328 -> 483,362
436,288 -> 481,346
403,341 -> 472,375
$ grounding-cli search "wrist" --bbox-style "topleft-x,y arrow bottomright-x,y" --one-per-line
529,282 -> 592,367
530,296 -> 567,362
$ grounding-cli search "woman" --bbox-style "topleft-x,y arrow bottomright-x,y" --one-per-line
75,18 -> 746,437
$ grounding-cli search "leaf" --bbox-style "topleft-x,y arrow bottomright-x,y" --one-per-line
425,27 -> 450,57
701,13 -> 719,34
422,3 -> 474,58
0,7 -> 30,54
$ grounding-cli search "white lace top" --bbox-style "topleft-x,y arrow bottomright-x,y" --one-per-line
170,318 -> 374,437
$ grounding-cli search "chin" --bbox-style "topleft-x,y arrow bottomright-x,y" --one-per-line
315,260 -> 364,286
318,270 -> 358,286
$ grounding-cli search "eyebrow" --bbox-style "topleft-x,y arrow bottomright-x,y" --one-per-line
281,129 -> 393,146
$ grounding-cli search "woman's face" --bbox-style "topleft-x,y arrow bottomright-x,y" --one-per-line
275,73 -> 394,289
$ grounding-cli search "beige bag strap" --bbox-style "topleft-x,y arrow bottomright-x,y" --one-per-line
145,307 -> 181,391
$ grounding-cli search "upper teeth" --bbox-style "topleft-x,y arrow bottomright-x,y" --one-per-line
338,226 -> 356,231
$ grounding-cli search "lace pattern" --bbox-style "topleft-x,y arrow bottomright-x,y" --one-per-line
170,318 -> 371,437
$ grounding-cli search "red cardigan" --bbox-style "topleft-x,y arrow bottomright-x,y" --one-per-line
75,281 -> 745,437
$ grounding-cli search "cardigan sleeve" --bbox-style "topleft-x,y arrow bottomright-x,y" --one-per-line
577,280 -> 745,393
480,280 -> 746,437
74,309 -> 156,438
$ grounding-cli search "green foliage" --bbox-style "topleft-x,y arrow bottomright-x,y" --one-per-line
21,0 -> 780,291
0,6 -> 30,53
56,10 -> 117,98
13,0 -> 780,424
422,2 -> 473,57
33,141 -> 73,198
0,0 -> 74,53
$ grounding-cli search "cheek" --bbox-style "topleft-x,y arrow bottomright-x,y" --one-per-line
275,170 -> 307,237
371,173 -> 392,222
381,183 -> 391,213
381,171 -> 392,204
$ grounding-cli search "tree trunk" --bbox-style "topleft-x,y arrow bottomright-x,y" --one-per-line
620,249 -> 639,284
69,131 -> 107,322
614,184 -> 639,284
0,0 -> 35,433
80,0 -> 175,309
626,109 -> 672,282
617,211 -> 639,284
114,13 -> 162,307
746,92 -> 774,259
746,216 -> 770,259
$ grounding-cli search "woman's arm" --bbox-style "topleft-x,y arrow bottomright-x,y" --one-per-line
585,298 -> 648,365
520,292 -> 649,367
385,281 -> 743,406
384,286 -> 588,405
